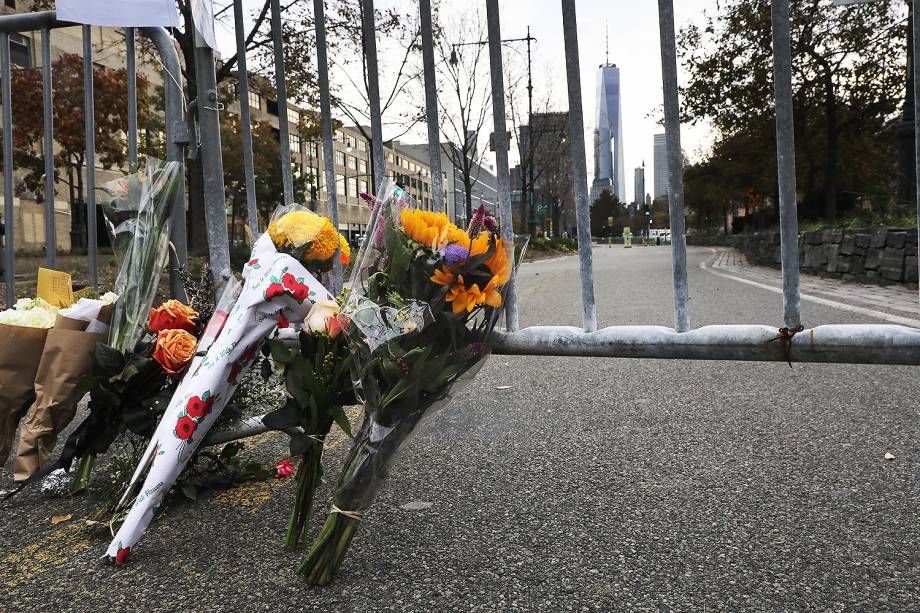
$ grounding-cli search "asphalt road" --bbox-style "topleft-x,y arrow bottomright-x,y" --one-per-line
2,245 -> 919,611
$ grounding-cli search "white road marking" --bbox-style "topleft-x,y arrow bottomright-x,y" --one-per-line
699,254 -> 920,328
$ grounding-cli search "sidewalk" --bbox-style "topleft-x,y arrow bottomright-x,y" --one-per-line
704,247 -> 920,324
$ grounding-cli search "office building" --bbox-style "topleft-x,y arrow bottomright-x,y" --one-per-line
653,133 -> 668,199
590,63 -> 626,203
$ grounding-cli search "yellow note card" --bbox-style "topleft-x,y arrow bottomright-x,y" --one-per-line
37,267 -> 74,308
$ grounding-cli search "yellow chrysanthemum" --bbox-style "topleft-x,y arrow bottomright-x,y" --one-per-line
400,208 -> 471,251
268,209 -> 348,264
268,210 -> 325,249
303,219 -> 340,261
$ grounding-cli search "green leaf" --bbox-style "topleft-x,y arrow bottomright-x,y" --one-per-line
331,406 -> 352,438
180,483 -> 198,501
262,398 -> 302,430
93,343 -> 126,378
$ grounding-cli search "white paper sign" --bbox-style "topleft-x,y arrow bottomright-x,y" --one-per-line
192,0 -> 217,50
56,0 -> 180,28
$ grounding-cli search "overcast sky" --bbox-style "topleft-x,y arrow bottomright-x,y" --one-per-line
218,0 -> 720,195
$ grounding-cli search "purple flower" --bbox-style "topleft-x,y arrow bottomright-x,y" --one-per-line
483,214 -> 499,234
443,244 -> 470,269
467,204 -> 488,238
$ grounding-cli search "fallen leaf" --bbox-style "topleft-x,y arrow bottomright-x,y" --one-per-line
495,385 -> 513,391
884,451 -> 895,461
50,514 -> 73,525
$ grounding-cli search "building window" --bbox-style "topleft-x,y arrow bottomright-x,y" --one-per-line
334,130 -> 344,143
359,179 -> 368,194
9,33 -> 29,68
358,159 -> 367,173
346,135 -> 356,149
386,153 -> 394,164
357,140 -> 367,152
346,155 -> 357,171
4,1 -> 15,8
347,176 -> 358,198
334,151 -> 345,167
289,133 -> 301,153
287,108 -> 299,125
307,141 -> 319,157
266,99 -> 279,116
247,91 -> 260,110
336,174 -> 346,196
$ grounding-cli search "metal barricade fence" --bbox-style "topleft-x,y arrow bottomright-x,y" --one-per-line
2,2 -> 920,448
0,10 -> 188,306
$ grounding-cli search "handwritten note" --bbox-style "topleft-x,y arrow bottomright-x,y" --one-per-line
37,267 -> 73,308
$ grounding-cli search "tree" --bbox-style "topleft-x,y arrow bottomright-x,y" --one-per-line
590,189 -> 621,236
507,81 -> 568,236
679,0 -> 905,223
3,54 -> 155,251
436,7 -> 491,225
221,112 -> 308,237
278,0 -> 428,192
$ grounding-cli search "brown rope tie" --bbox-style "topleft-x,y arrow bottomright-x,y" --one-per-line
769,324 -> 804,368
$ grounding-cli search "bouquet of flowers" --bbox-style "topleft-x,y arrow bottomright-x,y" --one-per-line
5,159 -> 183,495
297,183 -> 522,584
264,296 -> 354,549
0,298 -> 58,468
11,292 -> 118,482
104,205 -> 348,564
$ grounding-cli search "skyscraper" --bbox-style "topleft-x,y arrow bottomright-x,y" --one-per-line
634,163 -> 645,205
653,133 -> 668,199
590,63 -> 626,203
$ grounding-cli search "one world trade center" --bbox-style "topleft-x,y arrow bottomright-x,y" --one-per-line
591,63 -> 626,204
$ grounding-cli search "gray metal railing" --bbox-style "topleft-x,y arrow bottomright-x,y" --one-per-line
2,1 -> 919,371
202,0 -> 920,447
0,11 -> 188,305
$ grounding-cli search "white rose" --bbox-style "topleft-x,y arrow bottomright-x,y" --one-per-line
304,299 -> 340,334
99,291 -> 118,305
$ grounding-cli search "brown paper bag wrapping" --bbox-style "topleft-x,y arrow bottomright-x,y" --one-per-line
0,323 -> 48,467
12,315 -> 107,481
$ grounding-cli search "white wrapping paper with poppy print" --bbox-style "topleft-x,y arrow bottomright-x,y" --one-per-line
106,234 -> 333,561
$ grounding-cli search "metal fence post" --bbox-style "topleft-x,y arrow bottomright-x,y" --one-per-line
193,32 -> 231,280
314,0 -> 341,292
914,0 -> 920,302
770,0 -> 802,328
419,0 -> 444,213
657,0 -> 690,332
126,28 -> 138,169
362,0 -> 386,192
234,0 -> 259,236
485,0 -> 520,332
83,25 -> 98,291
559,0 -> 597,333
270,0 -> 294,206
1,32 -> 13,307
41,27 -> 55,269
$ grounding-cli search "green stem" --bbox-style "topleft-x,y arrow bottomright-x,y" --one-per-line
68,453 -> 95,495
283,447 -> 323,549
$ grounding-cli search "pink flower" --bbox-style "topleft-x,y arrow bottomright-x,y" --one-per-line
275,459 -> 294,479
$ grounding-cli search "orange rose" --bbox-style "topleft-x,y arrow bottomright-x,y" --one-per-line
153,329 -> 197,376
148,299 -> 198,333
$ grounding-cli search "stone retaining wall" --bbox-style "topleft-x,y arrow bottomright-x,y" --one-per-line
688,229 -> 919,285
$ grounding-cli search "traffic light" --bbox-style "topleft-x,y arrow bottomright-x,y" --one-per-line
643,205 -> 652,217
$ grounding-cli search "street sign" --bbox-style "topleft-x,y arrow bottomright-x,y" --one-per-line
536,203 -> 547,214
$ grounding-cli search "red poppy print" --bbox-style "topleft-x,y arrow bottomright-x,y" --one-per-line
175,415 -> 197,441
281,273 -> 309,301
265,283 -> 285,300
228,361 -> 243,384
247,258 -> 260,268
278,312 -> 289,329
185,395 -> 216,420
241,342 -> 259,364
115,546 -> 131,565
